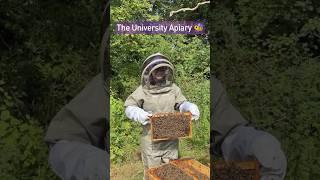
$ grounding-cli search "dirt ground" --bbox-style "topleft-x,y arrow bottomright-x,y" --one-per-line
111,161 -> 144,180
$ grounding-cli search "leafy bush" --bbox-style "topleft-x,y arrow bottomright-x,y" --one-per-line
110,94 -> 141,163
1,0 -> 101,178
0,82 -> 57,179
210,1 -> 320,179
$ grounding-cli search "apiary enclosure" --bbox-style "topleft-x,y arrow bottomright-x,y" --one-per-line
213,160 -> 260,180
147,158 -> 210,180
150,112 -> 192,141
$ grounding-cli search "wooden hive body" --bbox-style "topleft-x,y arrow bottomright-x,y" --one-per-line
213,160 -> 260,180
147,158 -> 210,180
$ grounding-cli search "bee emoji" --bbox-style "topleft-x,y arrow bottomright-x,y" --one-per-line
194,24 -> 203,31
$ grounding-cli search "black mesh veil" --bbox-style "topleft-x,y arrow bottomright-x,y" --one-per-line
141,53 -> 175,89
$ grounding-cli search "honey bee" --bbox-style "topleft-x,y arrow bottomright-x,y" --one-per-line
194,24 -> 203,31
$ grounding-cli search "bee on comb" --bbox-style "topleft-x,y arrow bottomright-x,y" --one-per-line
150,112 -> 192,141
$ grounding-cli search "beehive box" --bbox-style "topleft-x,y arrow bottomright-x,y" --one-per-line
150,112 -> 192,141
147,158 -> 210,180
213,160 -> 260,180
171,159 -> 210,180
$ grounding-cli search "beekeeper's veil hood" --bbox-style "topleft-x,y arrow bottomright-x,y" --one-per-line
141,53 -> 174,90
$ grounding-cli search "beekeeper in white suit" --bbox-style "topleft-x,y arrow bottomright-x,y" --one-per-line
124,53 -> 200,175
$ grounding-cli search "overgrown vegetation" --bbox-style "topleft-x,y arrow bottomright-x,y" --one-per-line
0,0 -> 102,179
210,1 -> 320,179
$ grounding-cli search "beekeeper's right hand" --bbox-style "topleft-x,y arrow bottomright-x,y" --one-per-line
125,106 -> 152,125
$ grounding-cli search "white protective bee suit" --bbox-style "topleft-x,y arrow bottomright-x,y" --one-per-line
124,53 -> 200,169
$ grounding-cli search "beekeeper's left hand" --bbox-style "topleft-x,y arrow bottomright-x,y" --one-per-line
179,101 -> 200,120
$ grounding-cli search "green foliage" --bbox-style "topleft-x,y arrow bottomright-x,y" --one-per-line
0,116 -> 57,180
210,1 -> 320,179
0,82 -> 58,179
110,95 -> 141,163
1,0 -> 102,178
179,78 -> 210,164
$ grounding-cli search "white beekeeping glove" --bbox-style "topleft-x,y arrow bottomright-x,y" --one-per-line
125,106 -> 152,125
179,101 -> 200,120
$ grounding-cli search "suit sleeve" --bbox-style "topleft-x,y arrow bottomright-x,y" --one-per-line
45,74 -> 107,149
173,84 -> 187,106
124,86 -> 144,108
49,141 -> 108,180
211,76 -> 248,146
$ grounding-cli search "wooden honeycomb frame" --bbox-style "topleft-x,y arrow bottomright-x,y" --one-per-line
150,112 -> 192,141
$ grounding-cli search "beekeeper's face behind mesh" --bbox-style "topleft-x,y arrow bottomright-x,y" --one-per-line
141,53 -> 174,89
152,66 -> 167,81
